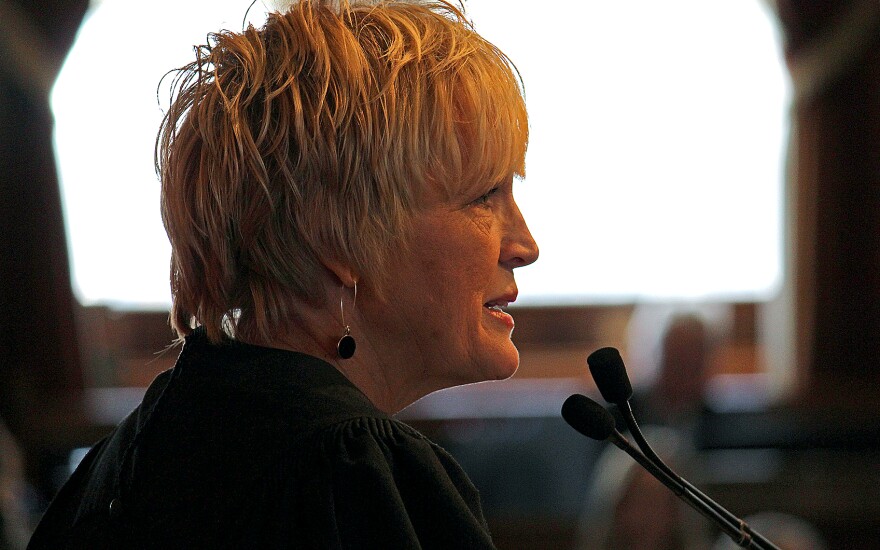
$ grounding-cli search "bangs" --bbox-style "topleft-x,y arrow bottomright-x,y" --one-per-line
349,0 -> 529,204
426,40 -> 529,201
453,54 -> 529,198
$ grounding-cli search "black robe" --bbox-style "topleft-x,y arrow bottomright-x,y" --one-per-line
28,329 -> 496,549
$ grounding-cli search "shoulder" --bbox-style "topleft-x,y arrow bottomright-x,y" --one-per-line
310,415 -> 473,491
281,416 -> 496,549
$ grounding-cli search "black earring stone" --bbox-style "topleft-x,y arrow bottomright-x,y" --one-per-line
337,327 -> 356,359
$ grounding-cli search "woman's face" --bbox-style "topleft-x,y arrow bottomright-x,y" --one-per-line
367,177 -> 539,394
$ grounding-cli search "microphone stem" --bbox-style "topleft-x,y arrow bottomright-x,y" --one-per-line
608,430 -> 763,548
617,402 -> 780,550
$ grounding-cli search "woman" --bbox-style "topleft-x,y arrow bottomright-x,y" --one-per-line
28,0 -> 538,547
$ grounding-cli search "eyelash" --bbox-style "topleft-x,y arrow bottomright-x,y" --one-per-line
474,187 -> 499,206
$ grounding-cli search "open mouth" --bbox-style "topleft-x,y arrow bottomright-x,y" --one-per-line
483,300 -> 514,329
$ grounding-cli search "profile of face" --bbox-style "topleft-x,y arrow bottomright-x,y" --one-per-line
365,177 -> 538,393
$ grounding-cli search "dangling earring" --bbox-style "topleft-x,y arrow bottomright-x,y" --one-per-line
337,282 -> 357,359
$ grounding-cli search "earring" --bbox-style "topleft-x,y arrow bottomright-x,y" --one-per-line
336,282 -> 357,359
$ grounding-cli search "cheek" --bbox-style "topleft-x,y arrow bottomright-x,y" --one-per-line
412,255 -> 484,337
423,253 -> 485,300
405,213 -> 498,321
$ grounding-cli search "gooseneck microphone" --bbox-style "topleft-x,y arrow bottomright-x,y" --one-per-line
563,347 -> 781,550
561,395 -> 769,549
586,347 -> 779,549
589,347 -> 693,484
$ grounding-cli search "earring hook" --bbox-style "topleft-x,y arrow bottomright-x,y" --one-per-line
337,282 -> 357,359
339,281 -> 357,327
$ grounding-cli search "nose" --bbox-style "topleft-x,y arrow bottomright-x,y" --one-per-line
500,198 -> 539,269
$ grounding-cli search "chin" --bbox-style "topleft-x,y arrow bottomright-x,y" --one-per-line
481,344 -> 520,382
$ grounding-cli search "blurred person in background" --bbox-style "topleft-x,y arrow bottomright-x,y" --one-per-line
576,312 -> 719,549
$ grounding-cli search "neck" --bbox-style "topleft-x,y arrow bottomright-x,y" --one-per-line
245,297 -> 434,415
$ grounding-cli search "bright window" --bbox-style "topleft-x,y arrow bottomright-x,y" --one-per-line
52,0 -> 789,308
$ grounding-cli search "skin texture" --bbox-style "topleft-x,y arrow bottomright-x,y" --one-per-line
268,177 -> 538,414
352,178 -> 539,411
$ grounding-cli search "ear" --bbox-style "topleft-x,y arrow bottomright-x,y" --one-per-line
321,257 -> 359,288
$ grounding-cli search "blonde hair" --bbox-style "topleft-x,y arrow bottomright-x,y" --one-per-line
157,0 -> 528,344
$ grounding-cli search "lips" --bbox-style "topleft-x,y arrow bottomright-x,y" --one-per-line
484,289 -> 518,311
483,290 -> 518,331
483,301 -> 509,312
483,287 -> 519,311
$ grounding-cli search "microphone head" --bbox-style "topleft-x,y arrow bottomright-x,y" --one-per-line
561,394 -> 616,441
587,347 -> 634,404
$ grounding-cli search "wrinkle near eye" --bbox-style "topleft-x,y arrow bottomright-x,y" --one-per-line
468,209 -> 494,235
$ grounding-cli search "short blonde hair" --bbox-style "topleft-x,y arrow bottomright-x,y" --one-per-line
157,0 -> 528,343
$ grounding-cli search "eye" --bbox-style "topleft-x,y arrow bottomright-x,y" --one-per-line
473,186 -> 499,206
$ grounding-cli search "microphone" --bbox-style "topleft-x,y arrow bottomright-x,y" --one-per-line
588,346 -> 675,471
561,394 -> 778,550
561,395 -> 684,487
583,348 -> 780,550
587,347 -> 633,404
